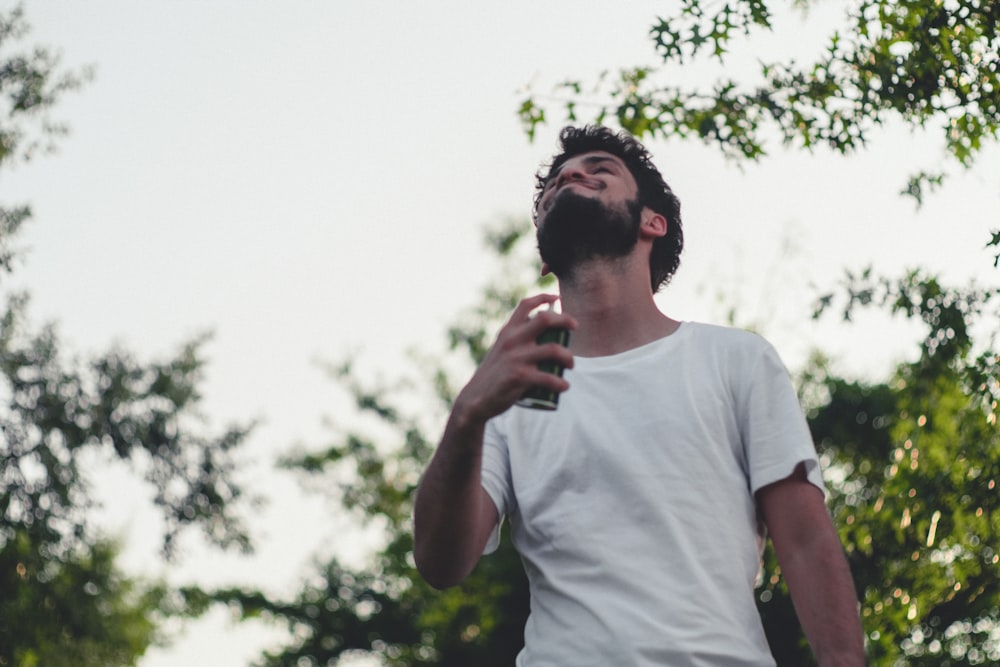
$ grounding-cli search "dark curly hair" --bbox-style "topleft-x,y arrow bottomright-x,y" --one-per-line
534,125 -> 683,293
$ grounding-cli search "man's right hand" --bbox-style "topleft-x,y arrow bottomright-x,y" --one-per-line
413,294 -> 577,589
452,293 -> 578,425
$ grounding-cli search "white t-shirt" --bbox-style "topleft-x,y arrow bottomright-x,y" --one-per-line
480,322 -> 824,667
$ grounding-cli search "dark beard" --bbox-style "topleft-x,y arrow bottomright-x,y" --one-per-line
536,191 -> 642,281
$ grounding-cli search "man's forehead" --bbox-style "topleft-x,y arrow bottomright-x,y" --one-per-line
550,151 -> 626,175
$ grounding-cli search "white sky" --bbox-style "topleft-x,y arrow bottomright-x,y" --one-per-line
4,2 -> 999,665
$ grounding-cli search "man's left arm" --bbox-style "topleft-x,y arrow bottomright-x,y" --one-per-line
757,464 -> 865,667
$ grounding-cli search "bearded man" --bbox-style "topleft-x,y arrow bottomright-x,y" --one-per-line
413,126 -> 864,666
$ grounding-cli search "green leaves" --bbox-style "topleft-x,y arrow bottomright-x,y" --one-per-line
521,1 -> 1000,203
0,6 -> 91,167
900,171 -> 946,206
0,321 -> 255,560
806,269 -> 1000,665
651,0 -> 773,64
517,98 -> 545,143
220,220 -> 543,666
226,220 -> 999,664
0,534 -> 165,667
0,7 -> 256,662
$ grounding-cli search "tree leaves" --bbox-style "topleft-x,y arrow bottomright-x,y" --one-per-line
806,268 -> 1000,665
0,6 -> 91,167
521,1 -> 1000,203
0,533 -> 165,667
0,6 -> 255,662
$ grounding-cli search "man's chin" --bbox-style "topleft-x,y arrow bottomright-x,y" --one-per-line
536,193 -> 641,281
538,190 -> 599,230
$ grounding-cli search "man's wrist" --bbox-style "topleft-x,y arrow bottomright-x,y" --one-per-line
450,389 -> 493,433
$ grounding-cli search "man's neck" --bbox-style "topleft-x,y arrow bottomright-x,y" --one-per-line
558,259 -> 680,357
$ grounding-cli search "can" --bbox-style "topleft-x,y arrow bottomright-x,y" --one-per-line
516,326 -> 571,410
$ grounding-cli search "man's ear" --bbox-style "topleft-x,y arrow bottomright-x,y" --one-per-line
640,209 -> 668,239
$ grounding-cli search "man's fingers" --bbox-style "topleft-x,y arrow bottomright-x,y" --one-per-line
500,295 -> 575,349
467,294 -> 575,416
524,366 -> 571,393
508,294 -> 560,324
507,295 -> 578,337
526,342 -> 574,370
526,310 -> 577,336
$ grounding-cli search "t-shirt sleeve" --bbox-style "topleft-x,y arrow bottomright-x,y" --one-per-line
480,416 -> 514,554
741,340 -> 826,497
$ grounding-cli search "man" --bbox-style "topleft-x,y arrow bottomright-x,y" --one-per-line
413,125 -> 864,666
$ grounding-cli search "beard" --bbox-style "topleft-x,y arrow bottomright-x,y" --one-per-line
536,190 -> 642,281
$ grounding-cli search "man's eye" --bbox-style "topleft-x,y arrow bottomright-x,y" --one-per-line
594,167 -> 611,174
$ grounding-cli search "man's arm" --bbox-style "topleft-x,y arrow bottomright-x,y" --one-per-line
412,412 -> 498,589
413,294 -> 576,589
757,464 -> 865,667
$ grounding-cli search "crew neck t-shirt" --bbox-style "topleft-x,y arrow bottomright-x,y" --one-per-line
480,322 -> 824,667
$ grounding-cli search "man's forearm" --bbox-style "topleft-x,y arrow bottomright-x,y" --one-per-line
413,294 -> 575,589
781,527 -> 865,666
412,408 -> 494,589
759,473 -> 865,666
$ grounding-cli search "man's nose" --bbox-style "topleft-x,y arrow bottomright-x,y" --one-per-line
556,166 -> 586,189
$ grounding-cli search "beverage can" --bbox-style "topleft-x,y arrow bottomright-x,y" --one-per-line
516,325 -> 571,410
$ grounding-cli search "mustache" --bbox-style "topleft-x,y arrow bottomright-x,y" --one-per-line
536,193 -> 642,280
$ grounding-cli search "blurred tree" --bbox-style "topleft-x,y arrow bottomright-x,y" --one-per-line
212,2 -> 1000,664
217,218 -> 999,666
211,220 -> 542,667
519,4 -> 1000,661
759,268 -> 1000,665
519,0 -> 1000,205
0,6 -> 255,665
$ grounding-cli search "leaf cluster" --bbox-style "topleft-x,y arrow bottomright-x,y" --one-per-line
204,222 -> 544,666
0,532 -> 164,667
759,267 -> 1000,665
222,219 -> 1000,665
520,0 -> 1000,201
0,6 -> 256,663
0,4 -> 91,167
0,311 -> 254,561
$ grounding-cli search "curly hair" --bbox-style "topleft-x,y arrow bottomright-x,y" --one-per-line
534,125 -> 683,293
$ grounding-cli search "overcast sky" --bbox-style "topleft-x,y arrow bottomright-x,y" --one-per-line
5,2 -> 999,665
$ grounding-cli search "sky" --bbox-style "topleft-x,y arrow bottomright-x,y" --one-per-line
4,2 -> 999,665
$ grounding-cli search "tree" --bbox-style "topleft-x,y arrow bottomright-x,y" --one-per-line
217,222 -> 999,667
515,1 -> 1000,663
519,0 -> 1000,205
210,2 -> 1000,664
210,220 -> 541,666
0,6 -> 255,664
757,268 -> 1000,665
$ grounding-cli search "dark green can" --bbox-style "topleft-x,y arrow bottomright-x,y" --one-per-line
516,326 -> 571,410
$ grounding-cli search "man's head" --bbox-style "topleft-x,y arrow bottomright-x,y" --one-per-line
533,125 -> 683,293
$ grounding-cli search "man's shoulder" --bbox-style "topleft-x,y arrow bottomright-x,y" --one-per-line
676,322 -> 781,373
682,321 -> 769,350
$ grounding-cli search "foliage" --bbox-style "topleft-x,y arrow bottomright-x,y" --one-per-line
226,217 -> 1000,666
0,307 -> 255,560
805,269 -> 1000,666
208,219 -> 544,666
0,6 -> 255,664
0,4 -> 91,168
520,7 -> 1000,656
212,2 -> 1000,664
519,0 -> 1000,202
0,2 -> 89,285
0,532 -> 164,667
753,267 -> 1000,666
